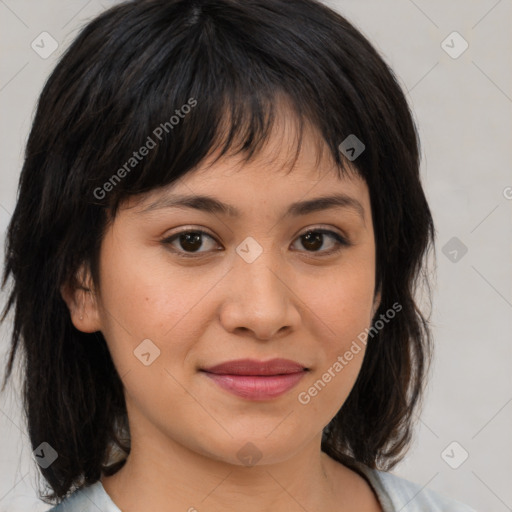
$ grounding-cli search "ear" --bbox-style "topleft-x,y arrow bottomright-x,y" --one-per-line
60,264 -> 102,333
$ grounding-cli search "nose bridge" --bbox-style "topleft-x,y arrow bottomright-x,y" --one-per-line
219,239 -> 298,338
239,249 -> 283,303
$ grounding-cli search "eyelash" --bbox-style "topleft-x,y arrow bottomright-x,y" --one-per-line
160,227 -> 352,259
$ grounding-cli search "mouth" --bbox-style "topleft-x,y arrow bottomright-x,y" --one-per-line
199,358 -> 309,401
201,358 -> 309,375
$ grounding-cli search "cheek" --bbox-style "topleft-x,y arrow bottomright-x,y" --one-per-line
295,290 -> 371,424
301,259 -> 376,345
293,258 -> 375,408
96,237 -> 225,379
98,236 -> 190,334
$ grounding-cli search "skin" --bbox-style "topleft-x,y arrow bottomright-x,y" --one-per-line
62,111 -> 383,512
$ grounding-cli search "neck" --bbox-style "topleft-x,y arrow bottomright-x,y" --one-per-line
100,407 -> 380,511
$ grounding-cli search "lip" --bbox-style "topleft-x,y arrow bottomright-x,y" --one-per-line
202,358 -> 308,375
200,358 -> 309,401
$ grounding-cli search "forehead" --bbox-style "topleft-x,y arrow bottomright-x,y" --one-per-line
126,149 -> 369,223
193,104 -> 358,180
123,102 -> 370,215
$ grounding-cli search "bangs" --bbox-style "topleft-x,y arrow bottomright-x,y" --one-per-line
102,88 -> 340,218
48,0 -> 371,219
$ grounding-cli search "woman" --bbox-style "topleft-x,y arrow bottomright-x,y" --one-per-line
1,0 -> 476,510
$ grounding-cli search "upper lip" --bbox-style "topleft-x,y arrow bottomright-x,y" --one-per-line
201,358 -> 309,376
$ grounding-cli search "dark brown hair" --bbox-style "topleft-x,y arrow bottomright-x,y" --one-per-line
1,0 -> 435,504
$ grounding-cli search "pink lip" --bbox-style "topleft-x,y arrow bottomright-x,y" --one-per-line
202,358 -> 308,375
202,372 -> 307,400
200,358 -> 309,401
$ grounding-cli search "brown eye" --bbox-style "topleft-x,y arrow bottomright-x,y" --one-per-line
162,230 -> 220,256
301,231 -> 324,251
292,229 -> 350,255
161,227 -> 350,259
178,232 -> 203,252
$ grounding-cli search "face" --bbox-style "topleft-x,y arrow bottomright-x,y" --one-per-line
64,116 -> 380,468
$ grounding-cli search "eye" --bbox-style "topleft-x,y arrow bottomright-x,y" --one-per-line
161,229 -> 220,258
291,228 -> 351,256
161,227 -> 351,259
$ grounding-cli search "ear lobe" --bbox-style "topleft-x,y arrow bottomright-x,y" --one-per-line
60,265 -> 101,333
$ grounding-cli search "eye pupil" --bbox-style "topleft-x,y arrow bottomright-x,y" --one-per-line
302,231 -> 323,251
166,228 -> 345,258
180,232 -> 202,252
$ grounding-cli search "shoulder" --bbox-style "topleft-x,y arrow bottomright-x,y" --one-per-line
357,464 -> 477,512
46,480 -> 121,512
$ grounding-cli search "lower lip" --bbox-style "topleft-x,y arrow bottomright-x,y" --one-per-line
201,371 -> 306,400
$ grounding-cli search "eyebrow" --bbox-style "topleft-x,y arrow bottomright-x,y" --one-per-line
139,192 -> 365,222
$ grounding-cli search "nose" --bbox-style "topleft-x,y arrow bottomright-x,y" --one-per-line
218,249 -> 301,340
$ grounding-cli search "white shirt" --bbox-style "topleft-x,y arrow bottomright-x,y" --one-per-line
47,464 -> 477,511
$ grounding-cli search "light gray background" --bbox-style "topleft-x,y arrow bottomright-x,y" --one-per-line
1,1 -> 511,511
